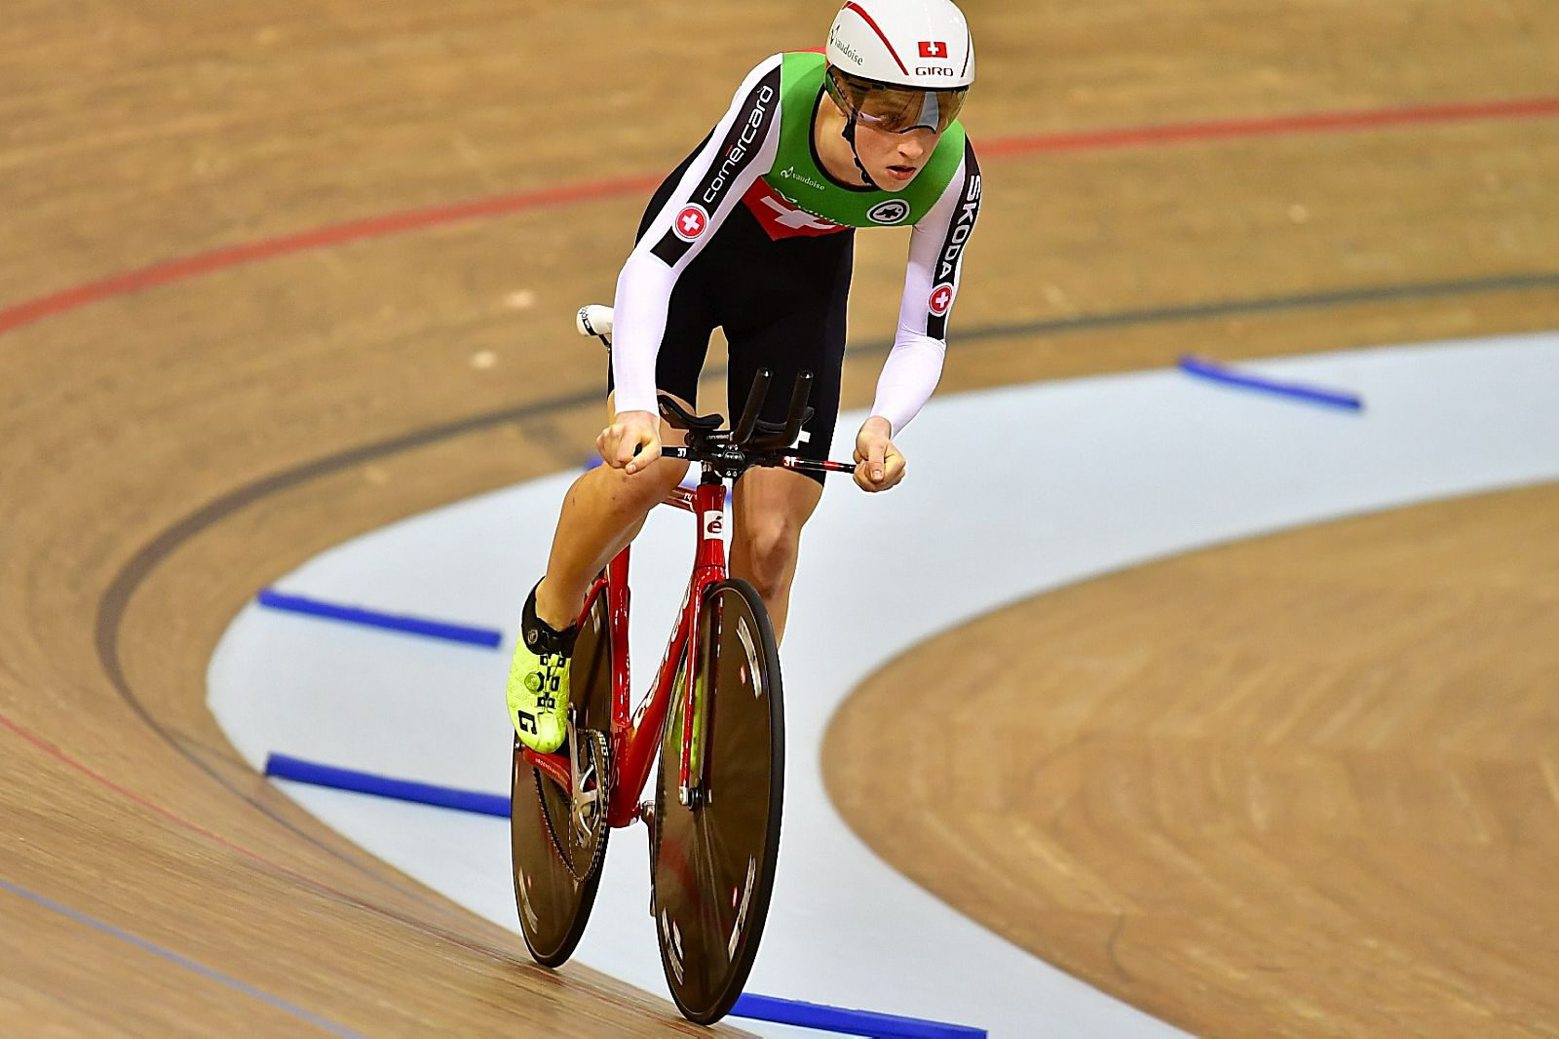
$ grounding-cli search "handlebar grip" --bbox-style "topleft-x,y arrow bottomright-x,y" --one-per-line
782,457 -> 855,475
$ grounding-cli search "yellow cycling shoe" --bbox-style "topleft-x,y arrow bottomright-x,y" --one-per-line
507,584 -> 577,754
507,646 -> 570,753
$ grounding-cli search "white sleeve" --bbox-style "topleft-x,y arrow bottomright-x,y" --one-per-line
870,140 -> 983,434
609,56 -> 785,417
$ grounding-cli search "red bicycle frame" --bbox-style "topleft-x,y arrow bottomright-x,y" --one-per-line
521,476 -> 727,828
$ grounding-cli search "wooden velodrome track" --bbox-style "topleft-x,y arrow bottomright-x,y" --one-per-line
2,1 -> 1556,1035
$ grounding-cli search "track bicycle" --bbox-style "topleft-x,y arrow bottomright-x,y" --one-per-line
510,307 -> 855,1024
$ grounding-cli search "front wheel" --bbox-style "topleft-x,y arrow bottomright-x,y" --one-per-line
652,578 -> 784,1025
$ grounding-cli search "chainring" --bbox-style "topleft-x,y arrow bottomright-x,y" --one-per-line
532,728 -> 611,885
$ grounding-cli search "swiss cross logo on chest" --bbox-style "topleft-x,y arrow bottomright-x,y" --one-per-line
742,180 -> 849,240
918,41 -> 948,58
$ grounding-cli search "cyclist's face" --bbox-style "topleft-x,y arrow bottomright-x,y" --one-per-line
853,122 -> 941,189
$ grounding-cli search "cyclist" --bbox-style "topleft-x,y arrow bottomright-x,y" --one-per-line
509,0 -> 983,753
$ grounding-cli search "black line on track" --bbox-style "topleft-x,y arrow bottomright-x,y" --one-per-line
93,268 -> 1559,895
936,270 -> 1559,345
91,383 -> 610,895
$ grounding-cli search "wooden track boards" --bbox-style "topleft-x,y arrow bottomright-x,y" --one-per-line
2,0 -> 1556,1034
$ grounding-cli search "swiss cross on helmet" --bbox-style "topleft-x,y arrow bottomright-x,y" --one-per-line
826,0 -> 975,91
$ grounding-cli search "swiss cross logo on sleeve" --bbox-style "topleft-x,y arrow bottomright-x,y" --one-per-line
918,41 -> 948,59
673,204 -> 710,243
929,283 -> 955,317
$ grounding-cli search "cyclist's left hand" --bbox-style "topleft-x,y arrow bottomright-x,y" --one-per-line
853,416 -> 906,492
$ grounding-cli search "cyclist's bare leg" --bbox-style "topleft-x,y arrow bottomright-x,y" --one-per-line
533,393 -> 691,632
728,465 -> 823,644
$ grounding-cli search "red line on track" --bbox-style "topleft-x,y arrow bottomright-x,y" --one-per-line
2,96 -> 1557,338
1,713 -> 263,857
0,175 -> 656,338
979,95 -> 1559,157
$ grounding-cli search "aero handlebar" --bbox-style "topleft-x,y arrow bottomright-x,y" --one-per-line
576,304 -> 854,479
658,370 -> 854,480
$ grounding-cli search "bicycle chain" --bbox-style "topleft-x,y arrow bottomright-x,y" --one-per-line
532,728 -> 610,885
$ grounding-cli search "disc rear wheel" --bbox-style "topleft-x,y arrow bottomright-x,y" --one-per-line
511,591 -> 614,967
652,578 -> 784,1024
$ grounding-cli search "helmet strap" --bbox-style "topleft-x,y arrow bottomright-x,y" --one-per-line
841,112 -> 881,190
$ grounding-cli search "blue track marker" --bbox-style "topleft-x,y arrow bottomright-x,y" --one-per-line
731,994 -> 986,1038
265,754 -> 510,817
257,589 -> 503,648
1179,355 -> 1363,411
263,756 -> 989,1036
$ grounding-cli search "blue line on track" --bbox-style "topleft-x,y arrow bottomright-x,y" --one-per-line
1178,354 -> 1364,410
265,754 -> 511,817
731,993 -> 987,1037
0,877 -> 364,1038
261,755 -> 991,1036
257,589 -> 503,648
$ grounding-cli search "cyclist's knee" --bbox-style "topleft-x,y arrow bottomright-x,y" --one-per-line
597,455 -> 689,514
733,512 -> 802,590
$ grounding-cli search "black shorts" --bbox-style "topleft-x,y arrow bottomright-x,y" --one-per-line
609,151 -> 855,483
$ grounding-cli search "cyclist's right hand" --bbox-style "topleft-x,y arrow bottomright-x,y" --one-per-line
597,410 -> 662,475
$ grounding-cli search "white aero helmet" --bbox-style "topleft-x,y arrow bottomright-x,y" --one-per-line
825,0 -> 974,135
827,0 -> 975,90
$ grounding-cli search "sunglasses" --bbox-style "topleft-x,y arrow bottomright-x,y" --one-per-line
826,69 -> 967,135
